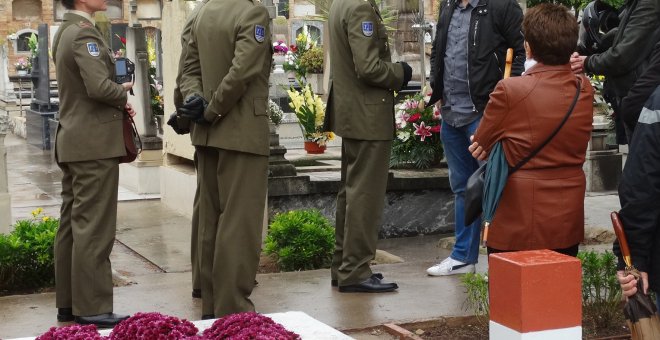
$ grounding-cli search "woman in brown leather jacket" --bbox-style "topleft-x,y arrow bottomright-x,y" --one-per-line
468,3 -> 594,256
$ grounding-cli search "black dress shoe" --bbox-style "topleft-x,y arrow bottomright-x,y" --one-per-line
332,273 -> 384,287
339,275 -> 398,293
202,314 -> 215,320
192,289 -> 201,298
57,308 -> 75,322
75,313 -> 129,328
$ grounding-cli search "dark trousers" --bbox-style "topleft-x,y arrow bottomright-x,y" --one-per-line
55,158 -> 119,316
196,146 -> 268,317
191,149 -> 200,291
332,138 -> 392,286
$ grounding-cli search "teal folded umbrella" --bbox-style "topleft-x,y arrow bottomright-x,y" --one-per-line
482,141 -> 509,245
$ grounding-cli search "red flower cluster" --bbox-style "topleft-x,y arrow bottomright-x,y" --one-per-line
202,312 -> 301,340
108,312 -> 199,339
36,324 -> 105,340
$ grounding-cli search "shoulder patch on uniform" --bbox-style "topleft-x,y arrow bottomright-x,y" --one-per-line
362,21 -> 374,37
86,42 -> 100,57
255,25 -> 266,43
78,21 -> 92,28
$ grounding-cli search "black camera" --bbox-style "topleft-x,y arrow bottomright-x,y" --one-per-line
115,57 -> 135,84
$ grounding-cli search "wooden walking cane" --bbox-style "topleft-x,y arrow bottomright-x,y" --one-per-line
481,48 -> 513,247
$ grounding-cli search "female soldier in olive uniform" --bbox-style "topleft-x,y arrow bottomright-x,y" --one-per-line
52,0 -> 133,327
326,0 -> 412,292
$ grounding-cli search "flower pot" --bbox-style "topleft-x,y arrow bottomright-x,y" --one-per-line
304,141 -> 326,154
273,54 -> 286,65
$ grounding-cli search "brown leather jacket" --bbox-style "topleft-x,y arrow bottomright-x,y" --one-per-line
473,63 -> 594,250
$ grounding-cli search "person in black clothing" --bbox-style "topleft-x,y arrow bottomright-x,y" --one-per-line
613,74 -> 660,304
619,41 -> 660,133
570,0 -> 660,143
425,0 -> 524,276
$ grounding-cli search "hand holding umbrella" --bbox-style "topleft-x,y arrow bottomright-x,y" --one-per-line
611,211 -> 660,339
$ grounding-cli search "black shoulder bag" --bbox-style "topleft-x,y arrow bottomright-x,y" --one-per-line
464,78 -> 582,226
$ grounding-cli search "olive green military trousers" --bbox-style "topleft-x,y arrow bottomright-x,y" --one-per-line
191,149 -> 200,292
332,138 -> 392,286
196,146 -> 268,317
55,158 -> 119,316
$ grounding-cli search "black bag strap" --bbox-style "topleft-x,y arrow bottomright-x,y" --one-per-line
510,77 -> 582,173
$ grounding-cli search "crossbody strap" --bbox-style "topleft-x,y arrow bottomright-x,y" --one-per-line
510,77 -> 582,173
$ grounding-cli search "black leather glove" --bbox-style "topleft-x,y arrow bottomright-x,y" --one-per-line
167,111 -> 190,135
400,62 -> 413,88
179,95 -> 210,124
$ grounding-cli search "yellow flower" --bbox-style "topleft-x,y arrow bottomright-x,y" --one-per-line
31,207 -> 43,217
42,216 -> 50,222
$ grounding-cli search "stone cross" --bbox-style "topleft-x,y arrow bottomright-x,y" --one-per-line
0,43 -> 12,99
0,109 -> 11,233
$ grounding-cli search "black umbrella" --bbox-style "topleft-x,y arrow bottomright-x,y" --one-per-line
611,211 -> 660,339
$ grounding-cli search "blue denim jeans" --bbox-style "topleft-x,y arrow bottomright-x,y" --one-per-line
441,118 -> 482,264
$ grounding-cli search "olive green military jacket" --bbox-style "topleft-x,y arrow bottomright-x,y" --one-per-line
325,0 -> 405,140
179,0 -> 273,156
52,12 -> 127,163
173,0 -> 208,110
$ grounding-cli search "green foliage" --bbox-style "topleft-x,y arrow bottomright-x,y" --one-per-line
390,138 -> 443,169
461,273 -> 490,320
299,47 -> 324,74
578,250 -> 622,329
265,209 -> 335,272
28,33 -> 38,58
303,0 -> 398,33
526,0 -> 624,12
0,209 -> 59,293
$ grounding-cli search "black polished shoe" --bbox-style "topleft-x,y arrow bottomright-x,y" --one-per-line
75,313 -> 129,328
192,289 -> 201,298
57,308 -> 75,322
338,275 -> 398,293
201,314 -> 215,320
332,273 -> 383,287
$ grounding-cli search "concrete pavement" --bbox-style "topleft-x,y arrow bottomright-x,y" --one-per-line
0,133 -> 621,338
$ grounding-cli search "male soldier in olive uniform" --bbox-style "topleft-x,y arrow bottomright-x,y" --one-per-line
179,0 -> 272,318
52,0 -> 133,327
326,0 -> 412,292
169,0 -> 209,300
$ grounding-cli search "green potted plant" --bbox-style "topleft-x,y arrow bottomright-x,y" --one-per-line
14,57 -> 30,76
27,33 -> 38,72
286,83 -> 334,153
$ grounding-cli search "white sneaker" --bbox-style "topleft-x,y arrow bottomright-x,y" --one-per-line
426,257 -> 476,276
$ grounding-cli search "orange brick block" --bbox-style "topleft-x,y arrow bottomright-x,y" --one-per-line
489,249 -> 582,333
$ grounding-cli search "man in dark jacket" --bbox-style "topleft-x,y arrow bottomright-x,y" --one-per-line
425,0 -> 524,276
619,41 -> 660,132
571,0 -> 660,142
614,81 -> 660,305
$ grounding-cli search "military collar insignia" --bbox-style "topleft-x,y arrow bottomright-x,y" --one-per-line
255,25 -> 266,43
87,42 -> 100,56
362,21 -> 374,37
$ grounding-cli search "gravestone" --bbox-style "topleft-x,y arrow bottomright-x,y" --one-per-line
0,110 -> 10,233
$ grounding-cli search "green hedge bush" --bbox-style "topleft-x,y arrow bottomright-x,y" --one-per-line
265,209 -> 334,271
0,209 -> 58,293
